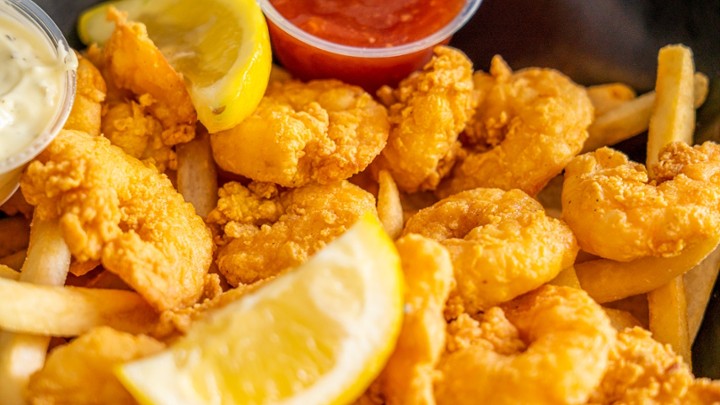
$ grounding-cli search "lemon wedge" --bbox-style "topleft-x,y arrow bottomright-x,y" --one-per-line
117,214 -> 404,404
78,0 -> 272,133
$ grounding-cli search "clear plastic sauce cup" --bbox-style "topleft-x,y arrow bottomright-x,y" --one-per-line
258,0 -> 482,92
0,0 -> 77,204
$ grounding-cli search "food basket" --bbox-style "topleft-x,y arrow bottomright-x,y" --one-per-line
35,0 -> 720,377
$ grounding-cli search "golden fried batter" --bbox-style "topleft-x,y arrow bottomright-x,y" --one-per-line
21,130 -> 213,311
26,327 -> 164,405
435,286 -> 616,405
563,142 -> 720,261
404,188 -> 578,313
63,52 -> 106,136
372,46 -> 476,193
588,327 -> 720,404
211,79 -> 389,187
207,181 -> 377,286
437,56 -> 593,198
375,234 -> 453,405
102,8 -> 196,146
102,99 -> 177,172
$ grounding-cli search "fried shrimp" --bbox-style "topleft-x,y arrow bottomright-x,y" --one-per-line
403,188 -> 578,313
63,52 -> 106,136
437,56 -> 593,198
101,99 -> 177,172
374,234 -> 453,405
26,327 -> 165,405
20,130 -> 213,311
210,79 -> 389,187
562,142 -> 720,262
371,46 -> 476,193
434,285 -> 616,405
207,180 -> 377,286
589,327 -> 720,404
102,8 -> 196,146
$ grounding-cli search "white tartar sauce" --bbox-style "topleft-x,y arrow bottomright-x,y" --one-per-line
0,13 -> 67,161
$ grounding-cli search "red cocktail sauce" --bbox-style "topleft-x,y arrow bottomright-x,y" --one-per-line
266,0 -> 466,91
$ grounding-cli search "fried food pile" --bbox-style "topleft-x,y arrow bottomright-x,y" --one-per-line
1,11 -> 719,404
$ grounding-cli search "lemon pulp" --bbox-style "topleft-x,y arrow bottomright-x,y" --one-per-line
117,214 -> 404,404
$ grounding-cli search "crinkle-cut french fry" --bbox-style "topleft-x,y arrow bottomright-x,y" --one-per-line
0,264 -> 19,280
602,307 -> 643,331
646,44 -> 695,167
0,218 -> 70,405
0,250 -> 24,271
176,131 -> 218,219
549,266 -> 581,289
685,245 -> 720,342
587,83 -> 637,116
575,235 -> 720,303
648,277 -> 691,364
0,216 -> 30,257
0,277 -> 157,336
581,72 -> 708,153
377,170 -> 403,239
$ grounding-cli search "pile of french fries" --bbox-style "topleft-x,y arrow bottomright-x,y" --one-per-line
0,43 -> 717,403
569,44 -> 716,363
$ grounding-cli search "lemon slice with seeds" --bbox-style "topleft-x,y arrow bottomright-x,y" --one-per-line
117,214 -> 404,404
78,0 -> 271,133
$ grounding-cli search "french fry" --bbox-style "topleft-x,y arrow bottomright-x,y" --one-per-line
587,83 -> 636,116
0,216 -> 30,257
575,235 -> 720,303
0,333 -> 52,405
581,72 -> 708,153
644,44 -> 695,363
0,277 -> 157,336
602,307 -> 643,331
648,277 -> 691,364
548,266 -> 581,289
582,91 -> 655,153
604,294 -> 649,329
0,218 -> 71,405
684,245 -> 720,342
646,44 -> 695,167
176,131 -> 218,219
377,170 -> 404,239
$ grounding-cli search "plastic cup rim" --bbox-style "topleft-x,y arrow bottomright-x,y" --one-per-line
257,0 -> 483,58
0,0 -> 77,173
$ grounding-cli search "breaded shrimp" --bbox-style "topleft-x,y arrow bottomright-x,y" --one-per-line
562,142 -> 720,261
20,130 -> 213,311
371,46 -> 476,193
437,56 -> 593,198
26,327 -> 164,405
211,79 -> 389,187
435,286 -> 616,405
63,52 -> 106,136
403,188 -> 578,313
102,8 -> 196,146
102,99 -> 177,172
588,327 -> 720,404
207,180 -> 377,286
374,234 -> 453,405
